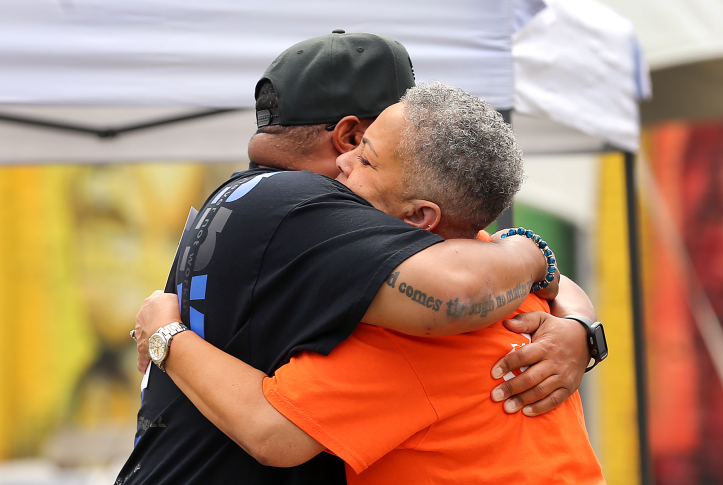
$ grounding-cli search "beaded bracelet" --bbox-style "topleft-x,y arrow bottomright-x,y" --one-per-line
500,227 -> 557,292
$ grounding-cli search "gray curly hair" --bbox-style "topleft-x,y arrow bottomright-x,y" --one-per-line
397,82 -> 525,237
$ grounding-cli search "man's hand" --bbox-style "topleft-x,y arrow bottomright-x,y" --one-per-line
489,311 -> 589,416
134,290 -> 182,373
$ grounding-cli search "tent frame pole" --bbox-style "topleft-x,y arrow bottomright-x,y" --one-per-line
497,205 -> 514,229
496,108 -> 514,229
624,151 -> 653,485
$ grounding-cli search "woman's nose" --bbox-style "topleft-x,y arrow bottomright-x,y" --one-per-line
336,152 -> 354,176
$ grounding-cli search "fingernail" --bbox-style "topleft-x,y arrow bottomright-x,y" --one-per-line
491,388 -> 505,402
491,366 -> 504,379
503,399 -> 520,413
522,406 -> 535,417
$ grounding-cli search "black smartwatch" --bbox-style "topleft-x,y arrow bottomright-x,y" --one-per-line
563,315 -> 608,372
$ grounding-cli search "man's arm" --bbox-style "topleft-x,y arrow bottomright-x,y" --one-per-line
489,275 -> 595,416
362,235 -> 556,336
134,292 -> 322,467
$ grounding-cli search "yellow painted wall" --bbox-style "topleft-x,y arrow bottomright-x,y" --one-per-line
0,162 -> 234,460
0,165 -> 95,457
594,153 -> 641,484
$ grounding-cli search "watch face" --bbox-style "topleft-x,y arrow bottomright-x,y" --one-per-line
148,334 -> 167,362
593,323 -> 608,361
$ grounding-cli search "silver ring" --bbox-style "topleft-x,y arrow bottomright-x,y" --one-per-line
130,329 -> 137,341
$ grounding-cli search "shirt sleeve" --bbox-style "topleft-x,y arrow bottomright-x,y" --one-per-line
262,324 -> 438,474
250,172 -> 444,372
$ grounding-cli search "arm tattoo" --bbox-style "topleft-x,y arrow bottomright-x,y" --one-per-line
385,271 -> 443,311
385,271 -> 534,318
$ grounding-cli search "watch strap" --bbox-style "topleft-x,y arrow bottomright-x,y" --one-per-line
563,315 -> 606,372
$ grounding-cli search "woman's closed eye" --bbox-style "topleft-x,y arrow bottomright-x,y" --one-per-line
357,154 -> 372,167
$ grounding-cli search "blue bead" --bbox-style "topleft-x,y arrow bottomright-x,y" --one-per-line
533,235 -> 541,243
547,257 -> 556,264
543,249 -> 553,257
500,233 -> 507,238
517,227 -> 526,235
525,230 -> 534,238
548,266 -> 556,274
546,273 -> 555,282
540,280 -> 549,288
508,229 -> 516,236
532,283 -> 540,292
538,241 -> 547,249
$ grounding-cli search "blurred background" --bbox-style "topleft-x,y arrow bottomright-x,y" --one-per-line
1,1 -> 722,484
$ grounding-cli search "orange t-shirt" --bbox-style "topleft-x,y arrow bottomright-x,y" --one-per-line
263,293 -> 605,484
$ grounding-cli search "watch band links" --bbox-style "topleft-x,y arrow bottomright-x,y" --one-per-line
158,321 -> 188,341
153,322 -> 188,372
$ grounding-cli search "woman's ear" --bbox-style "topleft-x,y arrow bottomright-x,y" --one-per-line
332,116 -> 367,154
403,200 -> 442,231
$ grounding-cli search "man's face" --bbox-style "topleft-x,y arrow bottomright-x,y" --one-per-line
335,103 -> 410,219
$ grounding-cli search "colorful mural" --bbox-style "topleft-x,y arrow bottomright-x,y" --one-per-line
643,122 -> 723,484
0,161 -> 238,462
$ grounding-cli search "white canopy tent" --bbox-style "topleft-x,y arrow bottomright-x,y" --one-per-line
599,0 -> 723,124
513,0 -> 649,154
0,0 -> 645,164
0,0 -> 512,163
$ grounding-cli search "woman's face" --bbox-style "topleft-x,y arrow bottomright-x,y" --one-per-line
334,103 -> 411,220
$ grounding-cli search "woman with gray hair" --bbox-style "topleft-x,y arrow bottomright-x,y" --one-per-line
338,81 -> 525,240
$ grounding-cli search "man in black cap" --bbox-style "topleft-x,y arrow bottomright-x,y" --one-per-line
117,31 -> 596,485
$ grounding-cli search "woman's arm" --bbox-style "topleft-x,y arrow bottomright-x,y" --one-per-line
134,291 -> 323,468
362,235 -> 557,336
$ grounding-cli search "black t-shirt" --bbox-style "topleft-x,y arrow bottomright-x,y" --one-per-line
116,168 -> 442,485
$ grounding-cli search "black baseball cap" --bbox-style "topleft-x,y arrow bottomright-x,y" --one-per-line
255,30 -> 416,128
